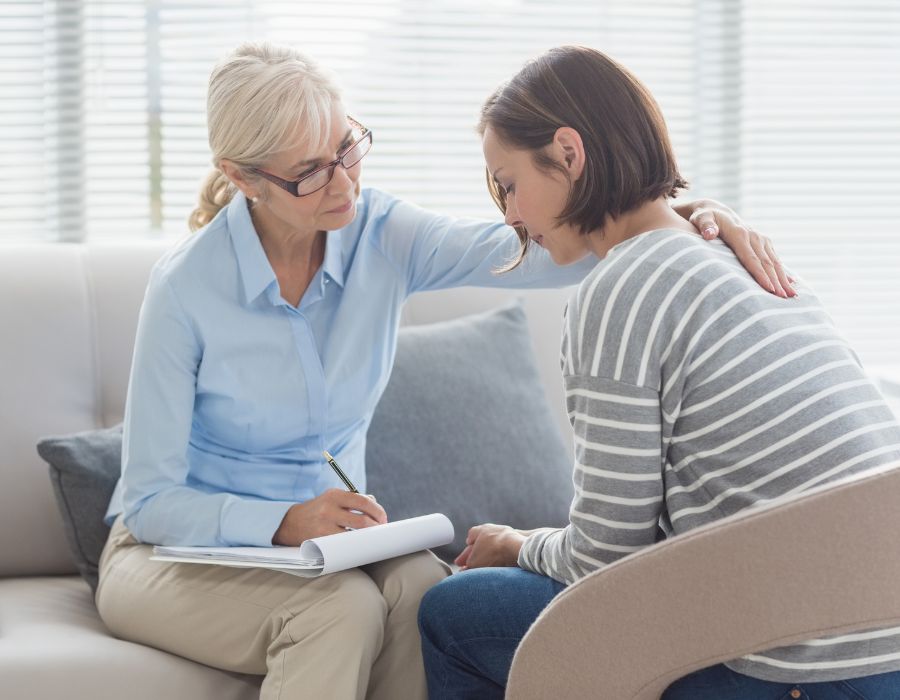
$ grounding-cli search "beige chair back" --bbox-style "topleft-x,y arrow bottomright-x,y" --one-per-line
507,466 -> 900,700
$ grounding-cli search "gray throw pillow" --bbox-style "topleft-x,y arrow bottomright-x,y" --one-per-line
36,424 -> 123,593
366,301 -> 573,561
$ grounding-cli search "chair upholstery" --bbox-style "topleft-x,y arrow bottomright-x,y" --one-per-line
507,465 -> 900,700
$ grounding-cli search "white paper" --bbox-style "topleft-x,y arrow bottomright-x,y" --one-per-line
151,513 -> 454,577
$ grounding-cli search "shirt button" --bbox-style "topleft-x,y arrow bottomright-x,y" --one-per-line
790,689 -> 802,699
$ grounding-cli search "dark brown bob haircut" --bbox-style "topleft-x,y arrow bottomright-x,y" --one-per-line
479,45 -> 687,271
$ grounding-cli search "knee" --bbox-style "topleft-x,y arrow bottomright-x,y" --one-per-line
397,552 -> 450,603
417,569 -> 489,648
377,551 -> 449,616
288,572 -> 387,648
330,573 -> 388,634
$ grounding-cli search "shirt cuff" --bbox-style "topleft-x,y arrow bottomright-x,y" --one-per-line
219,496 -> 295,546
517,527 -> 559,574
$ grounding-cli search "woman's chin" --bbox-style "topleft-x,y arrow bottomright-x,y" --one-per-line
328,200 -> 357,228
546,247 -> 569,265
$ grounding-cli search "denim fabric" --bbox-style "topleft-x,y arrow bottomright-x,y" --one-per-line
419,567 -> 900,700
664,663 -> 900,700
418,567 -> 566,700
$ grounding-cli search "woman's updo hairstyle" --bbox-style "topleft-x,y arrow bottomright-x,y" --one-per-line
188,42 -> 342,231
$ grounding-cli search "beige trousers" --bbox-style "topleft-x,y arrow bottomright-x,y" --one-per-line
96,517 -> 450,700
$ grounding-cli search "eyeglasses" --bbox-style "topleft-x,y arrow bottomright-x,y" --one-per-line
250,117 -> 373,197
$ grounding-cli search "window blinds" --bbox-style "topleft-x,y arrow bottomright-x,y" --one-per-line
2,0 -> 898,366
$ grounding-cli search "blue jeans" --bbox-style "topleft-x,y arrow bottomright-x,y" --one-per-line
418,567 -> 900,700
418,567 -> 566,700
664,664 -> 900,699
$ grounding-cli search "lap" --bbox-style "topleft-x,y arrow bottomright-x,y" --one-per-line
419,567 -> 566,643
96,517 -> 447,673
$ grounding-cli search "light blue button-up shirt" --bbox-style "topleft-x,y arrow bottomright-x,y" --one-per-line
105,187 -> 595,546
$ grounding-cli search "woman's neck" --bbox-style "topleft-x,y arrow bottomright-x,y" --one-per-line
250,202 -> 325,270
585,198 -> 696,259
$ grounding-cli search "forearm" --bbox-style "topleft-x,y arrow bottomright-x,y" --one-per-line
124,484 -> 294,546
520,376 -> 665,584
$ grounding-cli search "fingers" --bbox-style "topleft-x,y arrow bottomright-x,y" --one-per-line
466,524 -> 487,546
713,218 -> 778,296
455,545 -> 472,568
764,238 -> 797,297
746,232 -> 786,297
342,509 -> 383,530
749,232 -> 798,298
720,221 -> 774,294
695,210 -> 797,298
688,207 -> 720,240
329,489 -> 388,524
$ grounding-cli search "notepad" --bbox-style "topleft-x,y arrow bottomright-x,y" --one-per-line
151,513 -> 454,577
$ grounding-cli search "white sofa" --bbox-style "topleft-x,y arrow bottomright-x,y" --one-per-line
0,241 -> 573,699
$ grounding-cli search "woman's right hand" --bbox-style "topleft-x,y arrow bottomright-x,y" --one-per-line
272,489 -> 388,545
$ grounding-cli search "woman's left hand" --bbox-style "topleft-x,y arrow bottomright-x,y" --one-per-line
454,523 -> 526,571
675,198 -> 796,298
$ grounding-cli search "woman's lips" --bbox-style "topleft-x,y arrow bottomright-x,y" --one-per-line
327,200 -> 352,214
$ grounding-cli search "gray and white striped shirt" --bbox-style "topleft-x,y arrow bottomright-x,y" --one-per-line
518,228 -> 900,683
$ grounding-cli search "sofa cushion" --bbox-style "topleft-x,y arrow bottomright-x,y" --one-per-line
0,576 -> 259,700
35,302 -> 573,572
367,301 -> 573,560
36,425 -> 123,593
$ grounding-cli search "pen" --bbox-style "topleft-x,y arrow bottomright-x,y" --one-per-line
323,450 -> 359,493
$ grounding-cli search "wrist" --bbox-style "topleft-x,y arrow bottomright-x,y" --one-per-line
506,530 -> 526,562
272,503 -> 304,545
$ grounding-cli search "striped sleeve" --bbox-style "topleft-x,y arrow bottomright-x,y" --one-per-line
518,375 -> 665,584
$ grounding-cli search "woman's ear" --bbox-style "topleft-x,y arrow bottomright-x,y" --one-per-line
552,127 -> 586,181
220,159 -> 259,200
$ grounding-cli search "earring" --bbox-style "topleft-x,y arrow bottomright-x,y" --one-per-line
251,195 -> 259,203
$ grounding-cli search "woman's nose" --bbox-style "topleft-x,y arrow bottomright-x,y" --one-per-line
328,163 -> 355,192
504,199 -> 522,228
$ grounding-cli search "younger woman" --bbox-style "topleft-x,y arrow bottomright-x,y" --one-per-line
418,45 -> 900,700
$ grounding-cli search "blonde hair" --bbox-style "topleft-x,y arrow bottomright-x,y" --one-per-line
188,42 -> 342,231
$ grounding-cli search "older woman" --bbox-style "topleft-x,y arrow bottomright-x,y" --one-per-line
94,42 -> 787,700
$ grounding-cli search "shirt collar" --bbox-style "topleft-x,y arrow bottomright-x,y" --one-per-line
227,191 -> 277,305
227,191 -> 346,305
322,228 -> 345,289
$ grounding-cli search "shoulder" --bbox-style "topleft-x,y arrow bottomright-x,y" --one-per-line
575,229 -> 746,320
569,229 -> 756,378
148,212 -> 231,299
355,186 -> 403,225
354,186 -> 445,234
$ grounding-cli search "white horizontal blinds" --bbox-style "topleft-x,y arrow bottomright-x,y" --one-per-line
153,0 -> 699,230
580,1 -> 742,203
82,0 -> 151,237
265,2 -> 604,221
739,1 -> 900,366
0,1 -> 151,241
46,0 -> 87,241
0,1 -> 69,240
156,0 -> 258,231
11,0 -> 900,371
